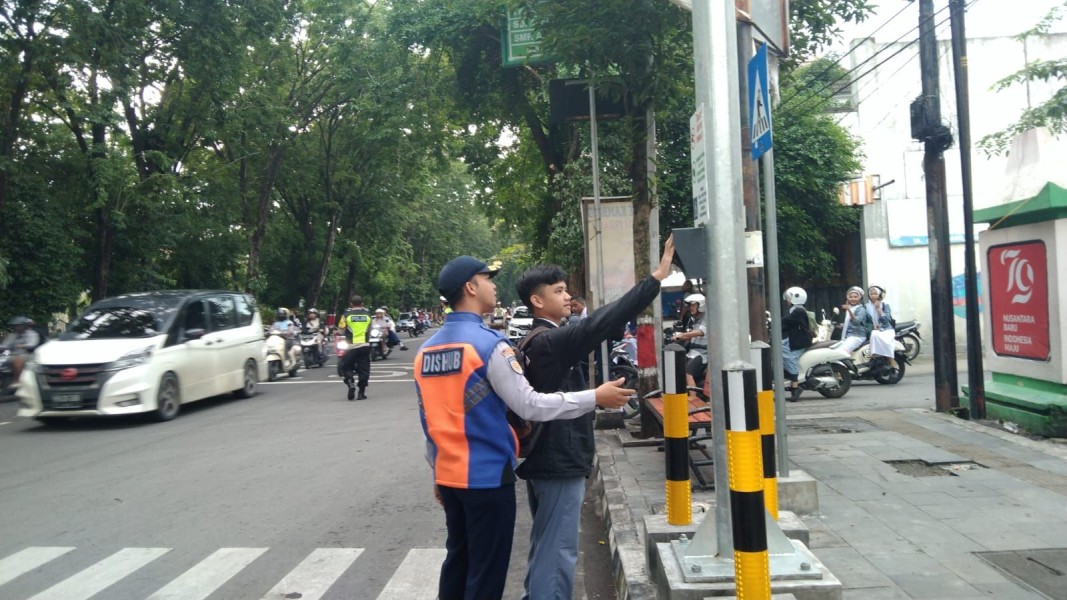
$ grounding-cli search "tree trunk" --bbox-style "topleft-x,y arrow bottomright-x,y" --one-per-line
308,206 -> 341,310
629,104 -> 660,438
246,144 -> 287,289
92,207 -> 113,301
0,44 -> 35,231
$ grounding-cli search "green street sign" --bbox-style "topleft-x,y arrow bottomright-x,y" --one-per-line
501,5 -> 551,68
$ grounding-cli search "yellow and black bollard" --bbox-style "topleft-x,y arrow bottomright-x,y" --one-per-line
663,344 -> 691,525
758,389 -> 778,520
723,367 -> 771,598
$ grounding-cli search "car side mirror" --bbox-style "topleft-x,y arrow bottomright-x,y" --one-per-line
185,328 -> 207,341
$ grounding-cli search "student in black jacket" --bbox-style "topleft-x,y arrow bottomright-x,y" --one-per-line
513,236 -> 674,600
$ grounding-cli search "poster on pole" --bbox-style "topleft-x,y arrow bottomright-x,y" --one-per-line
582,197 -> 635,307
690,105 -> 709,225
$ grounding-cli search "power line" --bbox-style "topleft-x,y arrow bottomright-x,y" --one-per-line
837,0 -> 982,128
777,1 -> 913,109
780,1 -> 953,116
784,0 -> 977,121
841,16 -> 947,129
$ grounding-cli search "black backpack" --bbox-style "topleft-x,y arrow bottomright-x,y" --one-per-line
505,326 -> 551,458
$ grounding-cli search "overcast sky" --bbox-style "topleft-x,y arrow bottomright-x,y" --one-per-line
828,0 -> 1067,53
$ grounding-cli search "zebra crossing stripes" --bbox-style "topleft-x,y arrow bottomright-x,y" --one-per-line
29,547 -> 170,600
0,547 -> 74,588
1,546 -> 442,600
263,548 -> 363,600
147,547 -> 267,600
375,548 -> 445,599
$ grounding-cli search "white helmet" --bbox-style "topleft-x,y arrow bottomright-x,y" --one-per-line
783,286 -> 807,306
684,293 -> 705,312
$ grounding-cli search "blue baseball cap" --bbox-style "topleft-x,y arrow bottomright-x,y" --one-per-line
438,256 -> 498,299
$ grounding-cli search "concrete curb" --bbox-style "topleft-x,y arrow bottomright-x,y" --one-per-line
591,431 -> 659,600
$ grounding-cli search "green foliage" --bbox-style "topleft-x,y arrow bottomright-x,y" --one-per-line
0,0 -> 877,323
774,62 -> 864,283
788,0 -> 875,65
979,1 -> 1067,154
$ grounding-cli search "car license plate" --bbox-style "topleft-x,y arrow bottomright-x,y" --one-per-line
52,393 -> 82,408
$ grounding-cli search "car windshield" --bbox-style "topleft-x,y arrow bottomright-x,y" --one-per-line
63,297 -> 180,340
399,312 -> 412,320
512,307 -> 530,319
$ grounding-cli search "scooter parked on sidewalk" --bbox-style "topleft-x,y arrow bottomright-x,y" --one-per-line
265,327 -> 301,381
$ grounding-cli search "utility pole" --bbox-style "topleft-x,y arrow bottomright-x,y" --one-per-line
737,1 -> 767,343
950,0 -> 985,418
913,0 -> 959,412
692,0 -> 748,557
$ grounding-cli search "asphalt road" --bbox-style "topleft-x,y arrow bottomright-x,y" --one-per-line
0,332 -> 616,600
0,330 -> 962,600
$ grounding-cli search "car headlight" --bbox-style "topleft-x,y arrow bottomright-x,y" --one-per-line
105,345 -> 155,372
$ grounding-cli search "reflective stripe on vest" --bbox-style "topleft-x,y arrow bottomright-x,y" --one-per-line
341,309 -> 371,344
414,315 -> 517,489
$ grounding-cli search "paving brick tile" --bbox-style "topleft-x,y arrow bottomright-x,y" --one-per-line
824,477 -> 892,500
968,581 -> 1049,600
809,546 -> 895,590
961,529 -> 1050,551
896,491 -> 958,506
842,587 -> 913,599
938,554 -> 1023,586
886,572 -> 982,598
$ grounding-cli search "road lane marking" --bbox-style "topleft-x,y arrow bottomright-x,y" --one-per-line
0,421 -> 11,426
29,547 -> 169,600
0,547 -> 75,587
262,547 -> 363,600
147,547 -> 266,600
375,548 -> 445,600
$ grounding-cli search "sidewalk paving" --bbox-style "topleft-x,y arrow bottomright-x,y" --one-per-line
593,402 -> 1067,599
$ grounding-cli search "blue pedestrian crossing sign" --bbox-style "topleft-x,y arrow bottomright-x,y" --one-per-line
748,44 -> 773,160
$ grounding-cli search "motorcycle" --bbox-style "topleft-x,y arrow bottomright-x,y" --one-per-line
300,329 -> 327,368
265,327 -> 301,381
0,347 -> 14,394
663,322 -> 686,348
397,313 -> 424,338
368,325 -> 388,361
792,340 -> 853,400
609,339 -> 639,391
846,338 -> 909,385
414,317 -> 429,336
894,320 -> 922,361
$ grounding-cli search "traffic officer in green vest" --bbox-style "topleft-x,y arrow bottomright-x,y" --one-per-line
338,295 -> 372,400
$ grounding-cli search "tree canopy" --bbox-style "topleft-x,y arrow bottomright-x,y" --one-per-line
979,1 -> 1067,154
0,0 -> 876,328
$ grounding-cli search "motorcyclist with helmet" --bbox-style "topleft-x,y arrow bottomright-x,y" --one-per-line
671,293 -> 707,401
782,287 -> 814,401
302,308 -> 328,361
371,307 -> 408,355
271,308 -> 302,368
3,316 -> 42,387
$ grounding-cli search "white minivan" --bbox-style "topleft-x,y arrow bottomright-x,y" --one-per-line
17,290 -> 267,424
